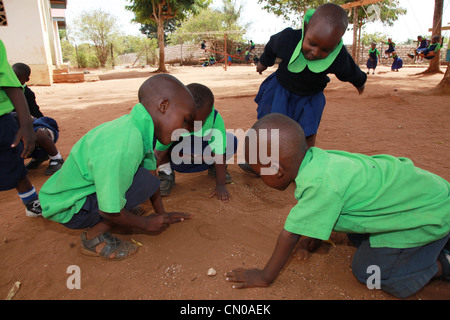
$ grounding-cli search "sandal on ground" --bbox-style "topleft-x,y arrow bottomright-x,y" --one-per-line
238,162 -> 260,177
129,205 -> 145,216
80,231 -> 138,260
208,165 -> 233,184
438,245 -> 450,281
158,171 -> 175,196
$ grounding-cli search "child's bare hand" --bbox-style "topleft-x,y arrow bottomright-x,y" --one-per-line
144,212 -> 191,233
256,62 -> 267,74
294,237 -> 322,260
356,85 -> 365,95
209,185 -> 230,202
12,126 -> 36,158
225,268 -> 270,289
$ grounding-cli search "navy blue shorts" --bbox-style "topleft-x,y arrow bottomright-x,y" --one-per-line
255,72 -> 326,138
349,233 -> 450,299
62,167 -> 160,229
0,113 -> 27,191
169,132 -> 238,173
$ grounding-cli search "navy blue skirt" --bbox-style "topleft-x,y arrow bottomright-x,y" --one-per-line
391,58 -> 403,70
366,57 -> 378,69
255,72 -> 326,137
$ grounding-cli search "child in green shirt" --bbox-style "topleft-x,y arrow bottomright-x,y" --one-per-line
155,83 -> 237,202
226,113 -> 450,298
0,39 -> 42,218
39,74 -> 197,260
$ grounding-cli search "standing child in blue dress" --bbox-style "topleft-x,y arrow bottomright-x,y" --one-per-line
366,42 -> 380,75
391,52 -> 403,72
251,3 -> 366,150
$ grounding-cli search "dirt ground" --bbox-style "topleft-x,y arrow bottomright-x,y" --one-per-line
0,64 -> 449,301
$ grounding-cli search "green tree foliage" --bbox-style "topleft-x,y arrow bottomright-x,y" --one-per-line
126,0 -> 209,72
170,0 -> 247,62
74,9 -> 120,67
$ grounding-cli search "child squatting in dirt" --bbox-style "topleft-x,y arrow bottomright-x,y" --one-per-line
226,113 -> 450,299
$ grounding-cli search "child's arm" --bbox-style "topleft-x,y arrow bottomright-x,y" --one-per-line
209,157 -> 231,202
99,207 -> 191,234
4,87 -> 35,158
226,229 -> 301,288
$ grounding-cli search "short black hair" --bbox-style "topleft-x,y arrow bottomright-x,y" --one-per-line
309,3 -> 349,34
250,113 -> 307,165
186,83 -> 214,111
12,62 -> 31,79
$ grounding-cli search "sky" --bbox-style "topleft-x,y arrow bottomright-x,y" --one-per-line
65,0 -> 450,45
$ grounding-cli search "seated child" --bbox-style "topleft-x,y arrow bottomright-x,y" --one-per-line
391,52 -> 403,72
408,35 -> 429,62
419,35 -> 444,60
11,113 -> 63,175
366,42 -> 380,75
39,74 -> 197,260
0,40 -> 42,218
155,83 -> 237,202
226,113 -> 450,299
12,62 -> 64,174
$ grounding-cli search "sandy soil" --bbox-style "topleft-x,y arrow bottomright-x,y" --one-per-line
0,64 -> 449,301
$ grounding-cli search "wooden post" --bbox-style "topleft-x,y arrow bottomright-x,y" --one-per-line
224,33 -> 227,71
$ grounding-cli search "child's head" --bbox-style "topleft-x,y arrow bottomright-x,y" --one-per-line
12,62 -> 31,85
186,83 -> 214,125
302,3 -> 348,61
138,74 -> 196,145
245,114 -> 308,190
431,35 -> 440,43
370,42 -> 376,49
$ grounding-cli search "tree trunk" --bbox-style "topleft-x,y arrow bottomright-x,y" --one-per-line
435,64 -> 450,93
351,7 -> 358,60
156,17 -> 167,73
421,0 -> 443,74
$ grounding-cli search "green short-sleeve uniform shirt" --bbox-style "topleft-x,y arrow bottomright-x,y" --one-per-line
0,40 -> 22,116
40,103 -> 157,223
155,107 -> 227,155
284,148 -> 450,249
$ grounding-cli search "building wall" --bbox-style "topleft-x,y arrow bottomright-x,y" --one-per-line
0,0 -> 55,85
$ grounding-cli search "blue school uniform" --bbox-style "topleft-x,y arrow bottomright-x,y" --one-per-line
366,48 -> 380,69
0,40 -> 28,191
391,56 -> 403,70
255,9 -> 366,138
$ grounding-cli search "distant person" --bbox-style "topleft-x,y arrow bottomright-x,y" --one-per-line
226,113 -> 450,299
408,35 -> 429,62
39,74 -> 196,260
391,52 -> 403,72
418,35 -> 444,60
155,83 -> 237,202
12,62 -> 64,175
384,38 -> 396,58
366,42 -> 380,75
244,49 -> 250,64
240,3 -> 366,175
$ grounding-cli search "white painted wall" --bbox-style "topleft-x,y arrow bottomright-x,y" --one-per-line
0,0 -> 55,85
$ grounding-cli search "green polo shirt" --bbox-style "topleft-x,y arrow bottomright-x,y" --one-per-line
40,103 -> 157,223
0,40 -> 22,116
284,147 -> 450,249
155,107 -> 227,155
